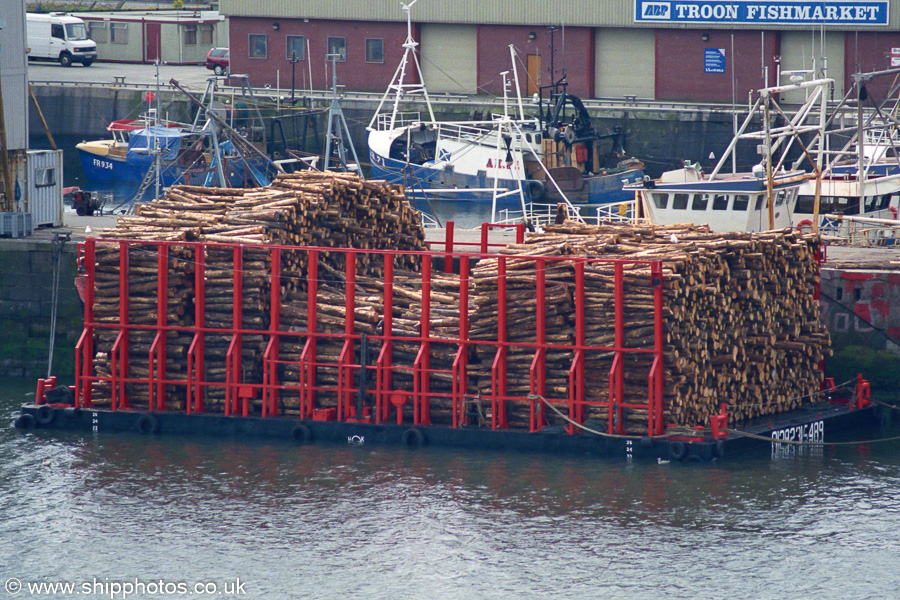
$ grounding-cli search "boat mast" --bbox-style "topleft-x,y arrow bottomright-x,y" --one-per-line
323,53 -> 364,175
509,45 -> 526,121
367,0 -> 435,131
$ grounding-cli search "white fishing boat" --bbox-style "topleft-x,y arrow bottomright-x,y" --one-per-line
366,1 -> 643,220
630,78 -> 834,233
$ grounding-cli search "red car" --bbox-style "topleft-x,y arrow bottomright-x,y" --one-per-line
205,47 -> 229,75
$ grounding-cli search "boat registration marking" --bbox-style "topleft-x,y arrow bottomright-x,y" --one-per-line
770,420 -> 824,443
92,158 -> 114,170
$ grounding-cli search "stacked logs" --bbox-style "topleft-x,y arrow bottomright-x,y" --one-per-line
277,275 -> 386,416
86,172 -> 427,410
466,221 -> 831,431
468,243 -> 576,428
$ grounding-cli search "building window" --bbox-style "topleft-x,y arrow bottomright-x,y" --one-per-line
249,34 -> 267,59
88,21 -> 107,43
327,36 -> 346,62
34,168 -> 56,188
183,25 -> 197,45
286,35 -> 305,60
200,23 -> 214,45
365,38 -> 384,63
110,22 -> 128,44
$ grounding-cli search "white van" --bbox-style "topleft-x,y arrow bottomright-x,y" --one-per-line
26,13 -> 97,67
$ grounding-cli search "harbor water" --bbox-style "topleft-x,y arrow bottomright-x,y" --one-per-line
3,377 -> 900,599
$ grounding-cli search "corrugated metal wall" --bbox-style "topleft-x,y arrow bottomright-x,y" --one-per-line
220,0 -> 639,26
26,150 -> 63,227
220,0 -> 900,28
2,0 -> 29,150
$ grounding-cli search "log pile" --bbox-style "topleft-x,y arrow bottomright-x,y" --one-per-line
468,243 -> 576,428
464,221 -> 831,431
86,172 -> 427,410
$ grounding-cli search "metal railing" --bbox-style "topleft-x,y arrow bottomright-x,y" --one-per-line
65,237 -> 668,437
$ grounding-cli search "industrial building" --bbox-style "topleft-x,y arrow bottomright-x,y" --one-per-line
219,0 -> 900,103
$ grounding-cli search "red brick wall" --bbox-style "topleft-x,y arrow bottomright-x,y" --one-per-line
228,17 -> 410,93
843,32 -> 900,100
655,30 -> 778,103
476,25 -> 594,98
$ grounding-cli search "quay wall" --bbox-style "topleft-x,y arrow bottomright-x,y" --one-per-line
0,240 -> 81,382
821,269 -> 900,398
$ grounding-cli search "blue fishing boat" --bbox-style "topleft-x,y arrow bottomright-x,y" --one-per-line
77,119 -> 194,185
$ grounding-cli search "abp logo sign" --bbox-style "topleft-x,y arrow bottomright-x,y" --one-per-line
641,1 -> 672,19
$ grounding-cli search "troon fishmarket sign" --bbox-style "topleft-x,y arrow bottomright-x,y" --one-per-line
634,0 -> 889,24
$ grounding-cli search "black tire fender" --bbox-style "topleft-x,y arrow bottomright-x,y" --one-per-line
36,405 -> 55,426
402,428 -> 426,448
667,440 -> 687,461
14,413 -> 37,430
291,423 -> 313,443
136,414 -> 159,435
527,179 -> 546,202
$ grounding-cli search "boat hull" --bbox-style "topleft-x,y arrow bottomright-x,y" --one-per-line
369,150 -> 643,206
77,146 -> 185,185
15,400 -> 879,462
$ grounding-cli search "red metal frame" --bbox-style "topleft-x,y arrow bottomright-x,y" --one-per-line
71,237 -> 674,437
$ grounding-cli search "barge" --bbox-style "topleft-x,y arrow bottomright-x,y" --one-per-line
13,216 -> 880,462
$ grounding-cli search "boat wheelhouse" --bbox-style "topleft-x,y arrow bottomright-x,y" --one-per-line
640,163 -> 804,231
630,78 -> 832,232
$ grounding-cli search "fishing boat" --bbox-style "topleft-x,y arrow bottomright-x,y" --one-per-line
77,76 -> 275,191
629,78 -> 835,233
76,116 -> 204,185
366,1 -> 643,216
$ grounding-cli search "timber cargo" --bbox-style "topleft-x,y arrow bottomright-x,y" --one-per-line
14,172 -> 878,461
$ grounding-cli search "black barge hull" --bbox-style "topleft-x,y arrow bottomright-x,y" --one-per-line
15,401 -> 880,462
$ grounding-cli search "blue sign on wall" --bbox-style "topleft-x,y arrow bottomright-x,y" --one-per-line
635,0 -> 889,25
704,48 -> 726,73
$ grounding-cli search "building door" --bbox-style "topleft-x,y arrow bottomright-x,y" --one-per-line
595,28 -> 655,99
527,54 -> 541,96
144,23 -> 161,62
420,24 -> 477,93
